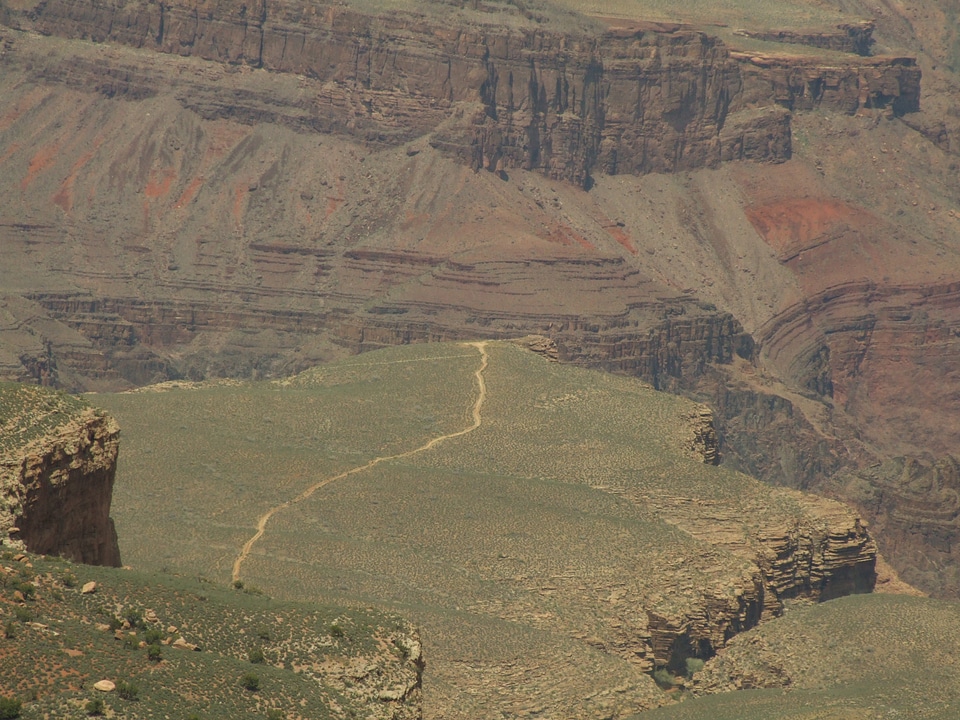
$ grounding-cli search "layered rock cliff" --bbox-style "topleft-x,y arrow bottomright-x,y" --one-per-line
4,0 -> 919,186
0,384 -> 122,565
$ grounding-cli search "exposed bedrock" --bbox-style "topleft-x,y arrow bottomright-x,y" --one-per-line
0,398 -> 122,566
758,280 -> 960,460
832,456 -> 960,598
5,0 -> 920,185
21,290 -> 752,393
639,486 -> 876,671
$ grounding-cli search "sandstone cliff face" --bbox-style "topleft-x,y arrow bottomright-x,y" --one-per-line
7,0 -> 918,186
1,386 -> 121,566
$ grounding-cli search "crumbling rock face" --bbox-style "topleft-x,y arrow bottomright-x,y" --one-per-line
686,404 -> 720,465
1,401 -> 122,566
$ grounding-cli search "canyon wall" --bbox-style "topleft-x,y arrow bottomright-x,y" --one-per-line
7,0 -> 919,186
1,386 -> 122,565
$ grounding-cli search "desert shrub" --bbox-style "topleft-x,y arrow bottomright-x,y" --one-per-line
0,697 -> 20,719
241,673 -> 260,692
249,647 -> 265,664
85,697 -> 104,716
328,622 -> 345,638
16,583 -> 34,600
266,710 -> 284,720
144,628 -> 163,644
685,657 -> 705,677
62,573 -> 78,588
13,607 -> 32,623
147,644 -> 162,662
652,668 -> 675,688
187,714 -> 201,720
257,627 -> 271,641
116,681 -> 139,701
123,635 -> 140,650
233,580 -> 244,590
125,609 -> 144,629
3,622 -> 14,639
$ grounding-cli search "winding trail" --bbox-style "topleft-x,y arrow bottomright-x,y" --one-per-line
232,341 -> 490,583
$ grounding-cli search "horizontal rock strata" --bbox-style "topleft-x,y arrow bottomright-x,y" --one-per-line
5,0 -> 919,186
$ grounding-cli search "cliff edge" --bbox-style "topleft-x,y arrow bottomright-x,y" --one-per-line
0,383 -> 122,566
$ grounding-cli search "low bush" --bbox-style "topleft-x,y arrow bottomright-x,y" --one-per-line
652,668 -> 675,688
685,657 -> 705,677
147,644 -> 162,662
85,697 -> 104,716
116,681 -> 139,701
241,673 -> 260,692
249,647 -> 265,664
0,697 -> 20,719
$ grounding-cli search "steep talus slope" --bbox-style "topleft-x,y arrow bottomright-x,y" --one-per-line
93,341 -> 878,719
0,383 -> 121,565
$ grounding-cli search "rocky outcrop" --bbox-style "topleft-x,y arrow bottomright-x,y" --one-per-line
686,404 -> 720,465
1,385 -> 121,565
735,53 -> 920,115
735,21 -> 876,56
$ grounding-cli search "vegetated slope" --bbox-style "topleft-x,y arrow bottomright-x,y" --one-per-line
94,341 -> 880,720
637,594 -> 960,719
0,383 -> 121,565
0,550 -> 423,719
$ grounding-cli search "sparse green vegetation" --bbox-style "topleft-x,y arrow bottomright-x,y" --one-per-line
94,341 -> 889,717
0,552 -> 416,718
248,647 -> 265,664
684,658 -> 704,678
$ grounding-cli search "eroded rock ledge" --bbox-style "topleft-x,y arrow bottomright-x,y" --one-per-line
0,384 -> 122,566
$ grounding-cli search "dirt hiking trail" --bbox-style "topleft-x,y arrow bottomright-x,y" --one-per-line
232,341 -> 490,583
